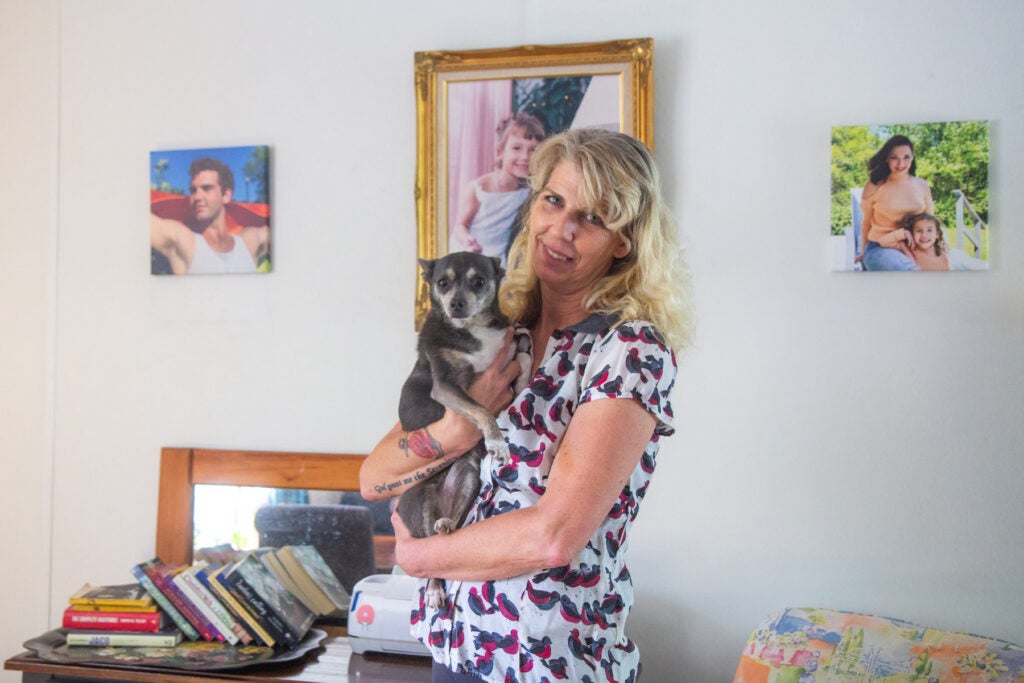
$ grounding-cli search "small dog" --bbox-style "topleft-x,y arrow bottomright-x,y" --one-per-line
396,251 -> 527,607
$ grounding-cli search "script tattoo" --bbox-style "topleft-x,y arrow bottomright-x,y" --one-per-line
373,461 -> 447,495
398,427 -> 444,460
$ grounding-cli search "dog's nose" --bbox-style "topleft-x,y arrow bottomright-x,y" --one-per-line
450,298 -> 466,313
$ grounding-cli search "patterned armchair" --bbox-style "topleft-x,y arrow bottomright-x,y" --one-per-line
734,607 -> 1024,683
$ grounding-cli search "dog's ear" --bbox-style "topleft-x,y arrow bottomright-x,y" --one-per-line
488,256 -> 504,281
418,258 -> 435,281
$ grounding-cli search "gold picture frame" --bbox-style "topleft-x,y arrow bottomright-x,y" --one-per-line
412,38 -> 654,327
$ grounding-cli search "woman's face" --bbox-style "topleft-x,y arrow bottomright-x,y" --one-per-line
911,219 -> 939,251
529,160 -> 630,297
887,145 -> 914,176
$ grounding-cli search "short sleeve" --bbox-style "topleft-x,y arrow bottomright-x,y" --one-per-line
579,321 -> 677,435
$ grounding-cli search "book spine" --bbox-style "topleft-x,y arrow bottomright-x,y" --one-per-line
68,598 -> 151,608
149,565 -> 219,642
192,568 -> 253,645
65,631 -> 181,647
67,604 -> 157,613
208,572 -> 275,647
194,569 -> 254,651
172,571 -> 234,644
62,607 -> 163,631
222,570 -> 297,648
130,565 -> 200,641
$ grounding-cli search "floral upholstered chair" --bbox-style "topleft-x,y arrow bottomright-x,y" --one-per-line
734,607 -> 1024,682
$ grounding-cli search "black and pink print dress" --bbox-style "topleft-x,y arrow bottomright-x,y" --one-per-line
411,313 -> 678,683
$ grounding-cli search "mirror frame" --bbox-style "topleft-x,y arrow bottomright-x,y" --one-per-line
155,447 -> 367,567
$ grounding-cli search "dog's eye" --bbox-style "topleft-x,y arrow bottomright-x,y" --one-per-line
470,277 -> 485,289
436,277 -> 450,288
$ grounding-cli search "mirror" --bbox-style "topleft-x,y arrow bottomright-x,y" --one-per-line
192,484 -> 395,571
155,447 -> 395,574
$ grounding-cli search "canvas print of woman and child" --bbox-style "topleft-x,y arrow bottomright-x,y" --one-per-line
830,120 -> 989,272
445,75 -> 621,267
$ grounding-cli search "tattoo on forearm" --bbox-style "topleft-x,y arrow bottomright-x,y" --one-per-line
398,427 -> 444,460
373,461 -> 448,495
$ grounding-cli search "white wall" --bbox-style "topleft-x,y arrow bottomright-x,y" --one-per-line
0,0 -> 58,675
2,1 -> 1022,681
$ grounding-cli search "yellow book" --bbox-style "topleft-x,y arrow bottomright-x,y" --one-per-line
68,583 -> 155,609
68,603 -> 159,613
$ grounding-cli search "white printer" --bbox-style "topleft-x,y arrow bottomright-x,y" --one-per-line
347,573 -> 429,657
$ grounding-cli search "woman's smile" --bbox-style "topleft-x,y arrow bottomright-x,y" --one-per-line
529,161 -> 629,294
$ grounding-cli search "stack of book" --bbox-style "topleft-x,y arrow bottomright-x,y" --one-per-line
62,583 -> 183,647
128,545 -> 351,650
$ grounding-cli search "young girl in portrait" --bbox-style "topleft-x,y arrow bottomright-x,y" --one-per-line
904,212 -> 988,271
448,112 -> 546,266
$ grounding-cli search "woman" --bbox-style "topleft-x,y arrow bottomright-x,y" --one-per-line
858,134 -> 934,271
361,128 -> 694,682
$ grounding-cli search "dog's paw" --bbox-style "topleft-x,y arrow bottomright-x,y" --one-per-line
425,580 -> 447,609
433,517 -> 456,535
486,437 -> 510,465
514,351 -> 532,393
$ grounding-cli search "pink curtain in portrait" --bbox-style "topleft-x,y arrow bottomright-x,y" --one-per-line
447,80 -> 514,247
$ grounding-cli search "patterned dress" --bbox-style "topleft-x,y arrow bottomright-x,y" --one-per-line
411,313 -> 678,683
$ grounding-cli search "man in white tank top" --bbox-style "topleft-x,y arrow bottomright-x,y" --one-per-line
150,158 -> 269,275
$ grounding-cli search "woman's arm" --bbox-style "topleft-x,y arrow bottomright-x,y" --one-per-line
878,227 -> 910,248
359,333 -> 523,501
922,179 -> 935,214
360,416 -> 478,500
392,397 -> 658,581
859,183 -> 878,256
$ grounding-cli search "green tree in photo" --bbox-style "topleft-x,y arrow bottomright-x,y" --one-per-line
152,158 -> 170,192
830,126 -> 876,234
242,146 -> 270,204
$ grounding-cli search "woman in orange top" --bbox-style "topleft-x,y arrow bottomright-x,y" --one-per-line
858,135 -> 934,271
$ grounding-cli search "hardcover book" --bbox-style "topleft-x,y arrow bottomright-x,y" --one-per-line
68,583 -> 155,609
259,552 -> 319,614
219,561 -> 292,647
130,561 -> 201,641
62,606 -> 168,632
222,555 -> 314,648
277,545 -> 352,615
64,628 -> 184,648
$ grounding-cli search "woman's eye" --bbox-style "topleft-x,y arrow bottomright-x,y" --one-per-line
544,194 -> 561,206
585,213 -> 605,226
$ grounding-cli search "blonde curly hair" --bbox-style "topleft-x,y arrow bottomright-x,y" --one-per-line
501,128 -> 694,350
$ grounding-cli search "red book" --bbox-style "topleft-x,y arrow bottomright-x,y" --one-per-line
62,606 -> 168,632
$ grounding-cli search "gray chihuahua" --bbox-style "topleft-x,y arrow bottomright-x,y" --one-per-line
396,251 -> 528,607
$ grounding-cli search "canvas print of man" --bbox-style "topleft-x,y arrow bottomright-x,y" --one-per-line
150,145 -> 271,276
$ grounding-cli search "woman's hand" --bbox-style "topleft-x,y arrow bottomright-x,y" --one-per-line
879,228 -> 910,249
391,507 -> 428,578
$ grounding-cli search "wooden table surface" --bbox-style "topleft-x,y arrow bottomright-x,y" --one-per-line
5,626 -> 431,683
